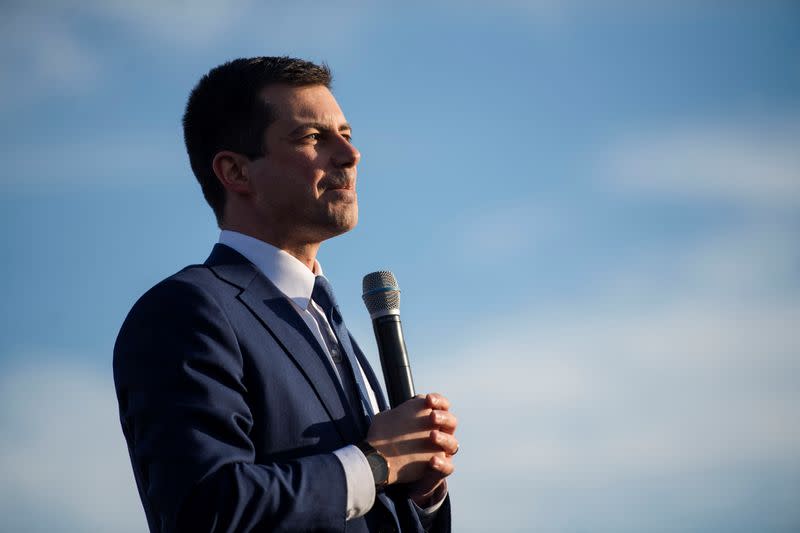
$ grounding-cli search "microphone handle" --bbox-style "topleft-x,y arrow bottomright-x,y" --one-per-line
372,314 -> 415,408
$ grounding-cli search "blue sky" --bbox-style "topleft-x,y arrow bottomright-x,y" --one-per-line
1,2 -> 799,532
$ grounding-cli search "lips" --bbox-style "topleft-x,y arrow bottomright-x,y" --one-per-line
321,176 -> 355,191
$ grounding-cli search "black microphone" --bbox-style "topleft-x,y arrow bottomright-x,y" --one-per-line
362,271 -> 415,409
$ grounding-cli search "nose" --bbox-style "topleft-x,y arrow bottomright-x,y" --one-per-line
332,134 -> 360,168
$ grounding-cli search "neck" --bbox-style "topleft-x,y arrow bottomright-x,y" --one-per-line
221,223 -> 320,271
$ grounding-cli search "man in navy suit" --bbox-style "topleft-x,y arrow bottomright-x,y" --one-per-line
113,57 -> 458,532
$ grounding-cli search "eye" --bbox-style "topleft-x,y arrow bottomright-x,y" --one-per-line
303,132 -> 322,141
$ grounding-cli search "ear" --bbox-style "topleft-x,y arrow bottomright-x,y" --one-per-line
212,151 -> 252,194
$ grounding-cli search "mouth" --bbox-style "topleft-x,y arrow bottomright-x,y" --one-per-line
321,178 -> 355,192
321,183 -> 357,202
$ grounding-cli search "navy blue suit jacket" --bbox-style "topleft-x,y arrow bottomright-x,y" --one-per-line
113,244 -> 451,532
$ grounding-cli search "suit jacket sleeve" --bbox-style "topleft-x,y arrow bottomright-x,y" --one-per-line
113,278 -> 348,532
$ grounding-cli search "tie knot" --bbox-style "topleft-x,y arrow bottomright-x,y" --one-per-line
312,275 -> 338,316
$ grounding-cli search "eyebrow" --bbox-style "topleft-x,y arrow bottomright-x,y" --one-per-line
288,122 -> 352,136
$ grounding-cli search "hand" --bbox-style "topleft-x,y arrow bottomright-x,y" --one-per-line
406,393 -> 458,507
366,393 -> 458,492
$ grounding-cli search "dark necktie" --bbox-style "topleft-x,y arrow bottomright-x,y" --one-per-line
311,276 -> 373,428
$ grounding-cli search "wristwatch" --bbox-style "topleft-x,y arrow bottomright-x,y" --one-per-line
356,441 -> 390,490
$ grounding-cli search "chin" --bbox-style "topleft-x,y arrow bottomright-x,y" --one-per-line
332,202 -> 358,228
312,207 -> 358,242
333,211 -> 358,234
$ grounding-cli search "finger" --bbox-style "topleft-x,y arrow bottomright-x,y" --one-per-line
404,395 -> 428,412
430,454 -> 455,476
411,395 -> 429,407
425,393 -> 450,411
429,410 -> 458,433
430,429 -> 459,455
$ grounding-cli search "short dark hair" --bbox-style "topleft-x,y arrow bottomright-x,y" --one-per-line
182,56 -> 332,223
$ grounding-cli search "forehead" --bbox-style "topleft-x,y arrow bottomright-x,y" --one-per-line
260,84 -> 346,125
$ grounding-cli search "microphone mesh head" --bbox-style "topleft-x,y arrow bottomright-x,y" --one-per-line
362,271 -> 401,316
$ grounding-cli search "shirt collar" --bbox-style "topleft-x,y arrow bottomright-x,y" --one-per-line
218,230 -> 323,310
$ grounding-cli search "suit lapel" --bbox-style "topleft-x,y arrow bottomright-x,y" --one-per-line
206,244 -> 362,445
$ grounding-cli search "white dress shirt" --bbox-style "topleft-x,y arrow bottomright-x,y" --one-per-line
218,230 -> 445,523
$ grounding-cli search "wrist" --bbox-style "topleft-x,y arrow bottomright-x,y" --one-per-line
410,479 -> 447,508
356,440 -> 390,490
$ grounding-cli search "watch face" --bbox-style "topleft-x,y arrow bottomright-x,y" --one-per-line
367,452 -> 389,485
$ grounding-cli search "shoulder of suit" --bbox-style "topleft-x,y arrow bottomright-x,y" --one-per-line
127,265 -> 227,316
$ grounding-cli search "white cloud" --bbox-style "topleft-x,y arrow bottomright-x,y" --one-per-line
0,358 -> 146,533
604,117 -> 800,209
409,221 -> 800,531
0,10 -> 100,108
600,223 -> 800,310
0,1 -> 374,111
83,0 -> 248,48
0,1 -> 240,108
0,133 -> 186,186
29,26 -> 99,91
416,303 -> 800,531
449,203 -> 565,263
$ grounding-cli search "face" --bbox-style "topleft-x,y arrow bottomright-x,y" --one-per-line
244,84 -> 361,245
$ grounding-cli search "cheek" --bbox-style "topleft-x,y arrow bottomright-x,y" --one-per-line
283,151 -> 323,181
293,160 -> 326,192
265,160 -> 315,191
